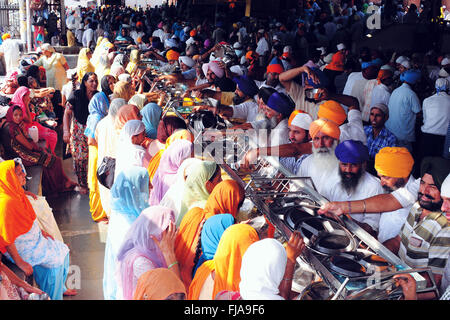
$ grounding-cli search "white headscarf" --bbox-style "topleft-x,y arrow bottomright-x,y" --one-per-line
115,119 -> 147,179
239,238 -> 287,300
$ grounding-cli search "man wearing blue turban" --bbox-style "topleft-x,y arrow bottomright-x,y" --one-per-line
320,139 -> 385,236
385,68 -> 422,153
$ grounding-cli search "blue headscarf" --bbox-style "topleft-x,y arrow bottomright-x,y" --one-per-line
192,214 -> 235,277
84,76 -> 113,139
335,140 -> 369,164
140,103 -> 162,139
110,166 -> 150,218
400,69 -> 421,85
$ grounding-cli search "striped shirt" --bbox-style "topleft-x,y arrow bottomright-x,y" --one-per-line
364,125 -> 398,159
398,202 -> 450,276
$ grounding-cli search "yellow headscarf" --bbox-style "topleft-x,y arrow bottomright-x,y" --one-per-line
188,224 -> 259,300
126,49 -> 140,75
147,129 -> 194,182
77,48 -> 95,81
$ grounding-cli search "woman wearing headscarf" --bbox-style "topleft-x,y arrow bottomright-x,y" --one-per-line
9,86 -> 58,153
6,105 -> 76,195
175,179 -> 245,289
103,166 -> 150,300
76,48 -> 95,83
133,268 -> 186,300
147,128 -> 194,183
94,38 -> 115,87
112,80 -> 135,101
110,54 -> 129,78
63,72 -> 98,194
0,160 -> 76,300
177,161 -> 222,225
116,206 -> 177,300
159,159 -> 212,224
95,98 -> 127,219
149,139 -> 194,205
191,214 -> 235,278
146,115 -> 187,160
34,44 -> 69,91
115,119 -> 151,179
188,223 -> 259,300
128,94 -> 147,110
140,102 -> 162,139
84,74 -> 116,222
126,49 -> 140,76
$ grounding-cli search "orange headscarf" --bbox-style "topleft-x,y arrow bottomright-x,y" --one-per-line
325,51 -> 345,72
374,147 -> 414,178
147,129 -> 194,182
317,100 -> 347,125
175,180 -> 245,291
309,118 -> 341,140
188,224 -> 259,300
133,268 -> 186,300
113,104 -> 141,132
0,160 -> 36,253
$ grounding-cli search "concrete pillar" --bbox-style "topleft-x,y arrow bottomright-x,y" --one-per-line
18,0 -> 27,43
25,0 -> 32,52
245,0 -> 251,17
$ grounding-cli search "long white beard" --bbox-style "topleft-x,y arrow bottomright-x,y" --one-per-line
311,140 -> 339,176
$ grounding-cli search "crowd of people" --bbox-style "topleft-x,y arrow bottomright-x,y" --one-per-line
0,0 -> 449,301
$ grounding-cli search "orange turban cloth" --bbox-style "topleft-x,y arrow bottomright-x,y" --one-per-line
374,147 -> 414,178
1,33 -> 10,41
288,109 -> 307,126
266,63 -> 284,74
133,268 -> 186,300
190,29 -> 197,37
166,49 -> 180,61
317,100 -> 347,125
377,69 -> 393,85
325,51 -> 345,72
309,118 -> 341,140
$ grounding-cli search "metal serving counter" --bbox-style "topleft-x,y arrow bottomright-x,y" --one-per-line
142,60 -> 438,300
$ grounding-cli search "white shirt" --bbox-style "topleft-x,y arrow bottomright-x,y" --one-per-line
378,190 -> 413,243
0,38 -> 21,74
339,109 -> 367,145
251,118 -> 290,148
392,175 -> 420,208
296,154 -> 340,198
343,71 -> 369,111
421,92 -> 450,136
232,99 -> 260,123
82,28 -> 94,47
370,83 -> 392,109
361,79 -> 378,122
256,37 -> 269,56
321,170 -> 384,231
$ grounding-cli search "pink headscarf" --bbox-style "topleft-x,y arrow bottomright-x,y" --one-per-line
116,205 -> 176,300
149,139 -> 193,206
7,86 -> 32,122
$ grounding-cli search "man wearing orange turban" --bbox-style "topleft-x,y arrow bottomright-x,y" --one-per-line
293,118 -> 341,196
371,147 -> 416,243
166,49 -> 180,62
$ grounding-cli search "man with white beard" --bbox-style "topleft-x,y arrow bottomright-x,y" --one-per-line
295,118 -> 341,196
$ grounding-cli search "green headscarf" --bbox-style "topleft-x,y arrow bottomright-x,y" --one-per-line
177,161 -> 218,225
